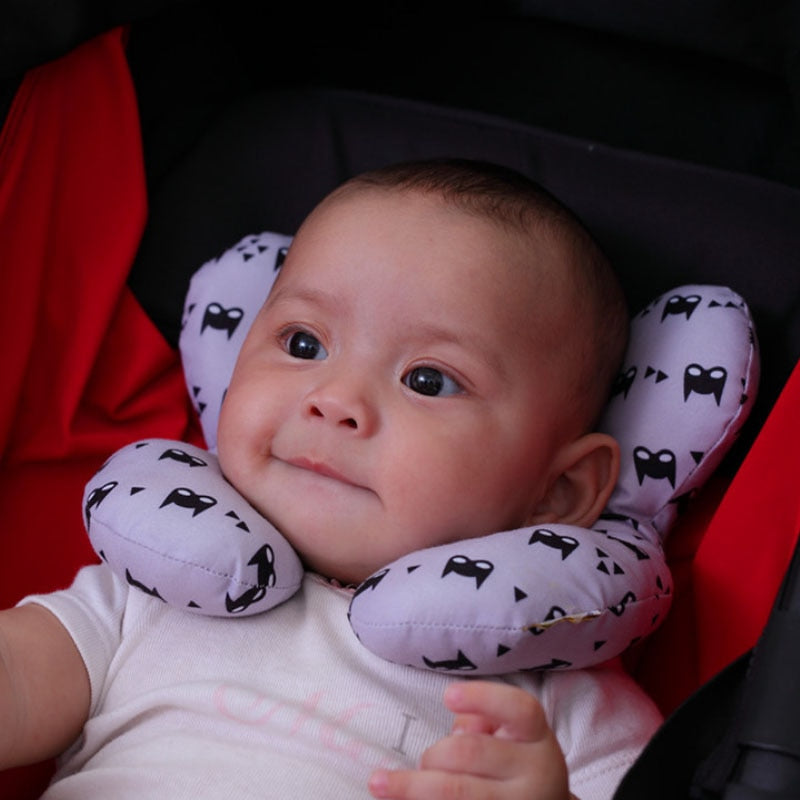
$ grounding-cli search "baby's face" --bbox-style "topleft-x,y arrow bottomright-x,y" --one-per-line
217,188 -> 579,584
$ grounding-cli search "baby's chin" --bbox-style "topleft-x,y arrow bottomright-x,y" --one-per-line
258,513 -> 373,586
293,546 -> 376,587
251,497 -> 392,586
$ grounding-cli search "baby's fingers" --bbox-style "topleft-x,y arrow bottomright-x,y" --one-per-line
369,746 -> 569,800
445,681 -> 550,741
369,765 -> 521,800
421,727 -> 536,778
367,682 -> 571,800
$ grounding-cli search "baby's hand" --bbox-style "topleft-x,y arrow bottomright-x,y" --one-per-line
368,680 -> 576,800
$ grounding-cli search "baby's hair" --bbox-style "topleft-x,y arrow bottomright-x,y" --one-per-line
335,158 -> 629,428
344,158 -> 577,233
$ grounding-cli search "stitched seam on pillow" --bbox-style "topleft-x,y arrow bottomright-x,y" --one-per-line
93,524 -> 296,591
351,593 -> 670,632
350,620 -> 538,633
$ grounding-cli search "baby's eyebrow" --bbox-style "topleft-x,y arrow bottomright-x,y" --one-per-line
409,322 -> 511,385
266,284 -> 338,311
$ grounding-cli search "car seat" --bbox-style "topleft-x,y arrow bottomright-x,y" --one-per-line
1,5 -> 799,798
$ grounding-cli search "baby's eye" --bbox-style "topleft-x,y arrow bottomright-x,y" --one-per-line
403,366 -> 462,397
286,330 -> 327,360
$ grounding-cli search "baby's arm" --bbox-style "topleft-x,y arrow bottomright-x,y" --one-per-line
0,604 -> 90,769
369,681 -> 578,800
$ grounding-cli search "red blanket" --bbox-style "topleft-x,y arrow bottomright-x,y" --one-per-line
0,25 -> 798,800
634,359 -> 800,712
0,29 -> 200,797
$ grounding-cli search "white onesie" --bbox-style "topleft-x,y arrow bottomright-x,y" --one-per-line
23,566 -> 661,799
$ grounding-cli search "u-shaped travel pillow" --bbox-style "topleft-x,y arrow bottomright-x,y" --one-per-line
83,232 -> 759,673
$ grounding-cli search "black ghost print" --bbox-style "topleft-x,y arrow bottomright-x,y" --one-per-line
683,363 -> 727,405
84,480 -> 118,526
661,294 -> 701,321
633,447 -> 676,488
160,487 -> 217,516
441,555 -> 494,588
201,303 -> 244,339
527,529 -> 579,560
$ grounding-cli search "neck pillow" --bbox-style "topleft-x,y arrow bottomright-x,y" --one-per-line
83,231 -> 759,673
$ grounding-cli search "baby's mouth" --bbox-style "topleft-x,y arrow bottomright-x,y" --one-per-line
283,456 -> 366,490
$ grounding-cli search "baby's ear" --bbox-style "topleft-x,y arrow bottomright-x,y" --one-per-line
526,433 -> 620,529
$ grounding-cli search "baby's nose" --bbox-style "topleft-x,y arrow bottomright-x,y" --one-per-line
304,381 -> 377,435
308,402 -> 358,429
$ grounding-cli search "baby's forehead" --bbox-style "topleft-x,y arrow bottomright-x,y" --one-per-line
283,185 -> 580,307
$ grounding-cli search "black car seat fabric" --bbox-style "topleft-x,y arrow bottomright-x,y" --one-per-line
129,86 -> 800,449
4,1 -> 798,189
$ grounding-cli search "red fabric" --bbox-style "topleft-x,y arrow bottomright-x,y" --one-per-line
693,360 -> 800,671
0,29 -> 200,799
633,360 -> 800,714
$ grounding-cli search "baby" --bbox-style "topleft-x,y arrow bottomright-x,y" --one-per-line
0,159 -> 661,800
